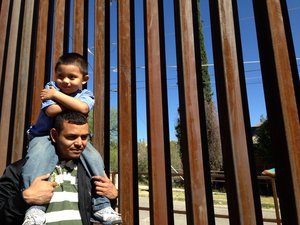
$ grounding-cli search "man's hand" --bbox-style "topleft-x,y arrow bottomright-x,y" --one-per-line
40,86 -> 57,101
22,174 -> 57,205
92,176 -> 118,200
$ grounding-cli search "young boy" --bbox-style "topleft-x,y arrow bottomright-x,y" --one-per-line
22,53 -> 122,225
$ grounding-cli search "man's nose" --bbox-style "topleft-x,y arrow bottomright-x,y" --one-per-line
74,138 -> 83,146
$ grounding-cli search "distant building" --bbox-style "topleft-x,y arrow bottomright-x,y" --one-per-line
251,122 -> 262,144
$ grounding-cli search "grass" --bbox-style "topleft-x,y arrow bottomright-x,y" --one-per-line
139,185 -> 277,209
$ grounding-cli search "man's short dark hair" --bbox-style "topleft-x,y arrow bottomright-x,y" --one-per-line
55,52 -> 88,75
53,110 -> 88,133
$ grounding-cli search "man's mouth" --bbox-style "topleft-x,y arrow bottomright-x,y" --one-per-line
71,148 -> 82,152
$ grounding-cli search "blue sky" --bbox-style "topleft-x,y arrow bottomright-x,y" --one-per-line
86,0 -> 300,141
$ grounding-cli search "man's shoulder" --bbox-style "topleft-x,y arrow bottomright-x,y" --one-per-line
2,159 -> 26,176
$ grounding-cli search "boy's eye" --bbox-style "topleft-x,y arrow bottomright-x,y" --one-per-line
68,75 -> 78,80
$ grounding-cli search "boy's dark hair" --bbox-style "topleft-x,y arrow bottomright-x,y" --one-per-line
53,110 -> 88,133
55,52 -> 88,75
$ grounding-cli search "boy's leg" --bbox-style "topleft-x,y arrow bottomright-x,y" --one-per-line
80,143 -> 122,224
80,142 -> 110,210
22,136 -> 58,224
23,136 -> 58,188
80,142 -> 105,177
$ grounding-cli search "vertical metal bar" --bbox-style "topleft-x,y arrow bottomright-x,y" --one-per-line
118,0 -> 139,224
73,0 -> 85,56
30,0 -> 50,124
270,178 -> 281,225
253,0 -> 300,223
63,0 -> 71,54
118,0 -> 139,225
93,0 -> 110,170
0,0 -> 11,88
209,0 -> 258,224
231,0 -> 264,223
144,0 -> 173,224
173,0 -> 214,224
52,0 -> 66,80
279,0 -> 300,117
11,0 -> 35,162
0,0 -> 22,174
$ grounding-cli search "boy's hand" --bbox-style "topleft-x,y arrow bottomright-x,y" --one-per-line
40,86 -> 57,101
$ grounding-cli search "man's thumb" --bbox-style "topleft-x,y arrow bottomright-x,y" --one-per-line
38,173 -> 51,181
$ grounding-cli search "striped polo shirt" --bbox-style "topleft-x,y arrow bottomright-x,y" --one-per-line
46,160 -> 82,225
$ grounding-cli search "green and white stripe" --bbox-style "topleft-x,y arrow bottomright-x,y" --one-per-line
46,160 -> 82,225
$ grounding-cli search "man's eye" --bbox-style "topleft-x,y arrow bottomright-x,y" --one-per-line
66,135 -> 77,140
81,135 -> 89,140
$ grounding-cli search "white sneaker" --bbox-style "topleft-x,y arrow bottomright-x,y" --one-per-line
94,206 -> 122,225
22,208 -> 46,225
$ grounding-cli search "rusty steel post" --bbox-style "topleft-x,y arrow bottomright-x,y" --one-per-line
0,0 -> 22,173
279,0 -> 300,118
0,0 -> 11,89
231,0 -> 264,223
11,0 -> 35,162
118,0 -> 139,224
52,0 -> 66,80
93,0 -> 110,170
270,178 -> 281,225
209,0 -> 258,224
73,0 -> 87,57
253,0 -> 300,223
173,0 -> 215,224
31,0 -> 52,125
144,0 -> 174,224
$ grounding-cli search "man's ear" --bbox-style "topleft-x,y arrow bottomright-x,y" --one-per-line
82,74 -> 89,85
50,128 -> 58,143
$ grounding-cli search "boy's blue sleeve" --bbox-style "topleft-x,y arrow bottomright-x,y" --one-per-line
41,82 -> 58,110
78,89 -> 95,111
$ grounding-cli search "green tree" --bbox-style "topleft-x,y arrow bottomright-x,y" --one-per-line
137,140 -> 148,184
110,141 -> 118,172
175,6 -> 222,171
197,1 -> 213,102
88,108 -> 118,171
253,116 -> 273,170
170,140 -> 183,172
109,107 -> 118,172
205,102 -> 222,170
110,107 -> 118,143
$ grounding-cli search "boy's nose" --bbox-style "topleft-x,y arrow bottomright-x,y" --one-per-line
63,77 -> 70,84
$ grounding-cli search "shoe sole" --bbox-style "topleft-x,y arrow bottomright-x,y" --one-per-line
102,220 -> 122,225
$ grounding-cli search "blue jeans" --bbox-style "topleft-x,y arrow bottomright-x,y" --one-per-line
81,142 -> 111,211
22,135 -> 111,212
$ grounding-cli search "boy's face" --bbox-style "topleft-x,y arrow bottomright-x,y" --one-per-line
56,64 -> 89,94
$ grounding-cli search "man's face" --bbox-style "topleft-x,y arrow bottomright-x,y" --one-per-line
50,121 -> 89,160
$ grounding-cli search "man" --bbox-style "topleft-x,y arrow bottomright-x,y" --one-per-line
0,111 -> 119,225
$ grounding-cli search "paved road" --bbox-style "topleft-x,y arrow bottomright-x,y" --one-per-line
138,197 -> 280,225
